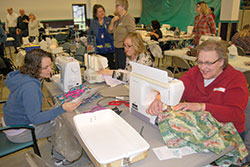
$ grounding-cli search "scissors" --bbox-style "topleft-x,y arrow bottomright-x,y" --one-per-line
108,101 -> 129,107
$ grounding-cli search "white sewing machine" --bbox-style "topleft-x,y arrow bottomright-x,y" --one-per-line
199,35 -> 221,45
83,54 -> 108,83
129,62 -> 184,128
52,56 -> 82,93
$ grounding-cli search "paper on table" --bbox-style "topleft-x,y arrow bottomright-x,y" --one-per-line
102,75 -> 126,87
179,146 -> 197,156
153,146 -> 182,160
153,146 -> 197,161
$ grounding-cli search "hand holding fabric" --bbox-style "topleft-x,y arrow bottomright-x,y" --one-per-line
173,102 -> 205,112
62,101 -> 81,112
146,97 -> 163,115
98,68 -> 113,75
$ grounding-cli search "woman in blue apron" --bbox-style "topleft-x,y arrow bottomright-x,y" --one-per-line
88,4 -> 115,69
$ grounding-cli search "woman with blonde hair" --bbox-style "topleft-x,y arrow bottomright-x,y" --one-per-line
192,1 -> 216,46
108,0 -> 136,69
28,13 -> 40,42
99,32 -> 153,82
232,24 -> 250,55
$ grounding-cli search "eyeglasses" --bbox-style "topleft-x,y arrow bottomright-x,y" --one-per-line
41,65 -> 52,70
196,58 -> 221,66
123,44 -> 133,49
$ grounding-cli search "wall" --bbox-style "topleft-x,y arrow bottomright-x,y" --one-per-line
0,0 -> 142,22
238,9 -> 250,30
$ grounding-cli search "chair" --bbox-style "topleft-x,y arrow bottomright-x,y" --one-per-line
172,56 -> 191,79
74,45 -> 86,62
54,33 -> 67,45
62,42 -> 71,54
236,46 -> 246,56
158,67 -> 174,78
0,118 -> 41,158
243,70 -> 250,91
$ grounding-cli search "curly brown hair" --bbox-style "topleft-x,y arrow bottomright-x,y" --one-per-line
19,49 -> 53,78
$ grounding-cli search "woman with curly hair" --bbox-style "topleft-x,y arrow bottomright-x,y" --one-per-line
232,24 -> 250,55
3,49 -> 81,143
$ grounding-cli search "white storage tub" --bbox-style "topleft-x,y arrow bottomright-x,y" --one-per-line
73,109 -> 150,167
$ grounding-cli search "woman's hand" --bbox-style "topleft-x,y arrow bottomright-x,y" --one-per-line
146,97 -> 163,115
62,101 -> 81,112
112,16 -> 119,23
172,102 -> 205,112
98,69 -> 114,75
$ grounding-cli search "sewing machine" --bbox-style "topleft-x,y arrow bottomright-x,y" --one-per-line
83,54 -> 108,83
199,35 -> 221,45
52,56 -> 82,93
129,62 -> 184,128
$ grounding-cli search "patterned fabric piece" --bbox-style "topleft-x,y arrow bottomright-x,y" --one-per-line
56,84 -> 101,106
158,110 -> 248,166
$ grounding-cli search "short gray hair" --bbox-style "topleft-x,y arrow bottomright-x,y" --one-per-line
197,40 -> 229,69
116,0 -> 129,11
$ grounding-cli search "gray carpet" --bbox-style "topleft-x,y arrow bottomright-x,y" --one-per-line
0,138 -> 94,167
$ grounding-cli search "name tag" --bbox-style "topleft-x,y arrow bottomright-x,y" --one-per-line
213,87 -> 226,93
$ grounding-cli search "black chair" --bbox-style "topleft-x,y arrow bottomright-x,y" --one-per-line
54,33 -> 67,45
236,46 -> 246,56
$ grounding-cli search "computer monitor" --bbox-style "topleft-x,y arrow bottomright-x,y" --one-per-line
72,4 -> 87,31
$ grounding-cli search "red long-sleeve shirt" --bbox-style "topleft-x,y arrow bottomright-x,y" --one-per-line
180,65 -> 249,133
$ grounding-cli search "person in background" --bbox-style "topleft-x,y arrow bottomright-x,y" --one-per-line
146,40 -> 249,136
98,32 -> 153,82
192,1 -> 216,46
232,24 -> 250,55
5,7 -> 19,53
3,49 -> 81,143
108,0 -> 136,69
28,13 -> 40,42
209,7 -> 215,21
88,4 -> 115,69
16,8 -> 29,44
147,20 -> 162,41
0,20 -> 7,57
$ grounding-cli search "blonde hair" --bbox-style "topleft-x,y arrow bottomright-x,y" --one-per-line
29,13 -> 36,19
239,24 -> 250,38
124,32 -> 148,58
197,1 -> 209,15
115,0 -> 129,11
197,39 -> 229,69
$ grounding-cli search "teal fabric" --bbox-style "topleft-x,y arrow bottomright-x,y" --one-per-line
0,131 -> 34,157
139,0 -> 221,32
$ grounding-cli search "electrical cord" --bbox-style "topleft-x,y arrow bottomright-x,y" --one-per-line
96,95 -> 129,107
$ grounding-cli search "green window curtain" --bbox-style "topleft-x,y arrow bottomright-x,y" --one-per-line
139,0 -> 221,32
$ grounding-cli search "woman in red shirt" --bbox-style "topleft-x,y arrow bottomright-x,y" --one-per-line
147,40 -> 249,135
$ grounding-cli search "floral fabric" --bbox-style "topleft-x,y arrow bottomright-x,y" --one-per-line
56,84 -> 101,106
158,110 -> 248,166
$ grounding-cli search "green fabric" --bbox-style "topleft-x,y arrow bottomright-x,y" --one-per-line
158,110 -> 248,166
139,0 -> 221,32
